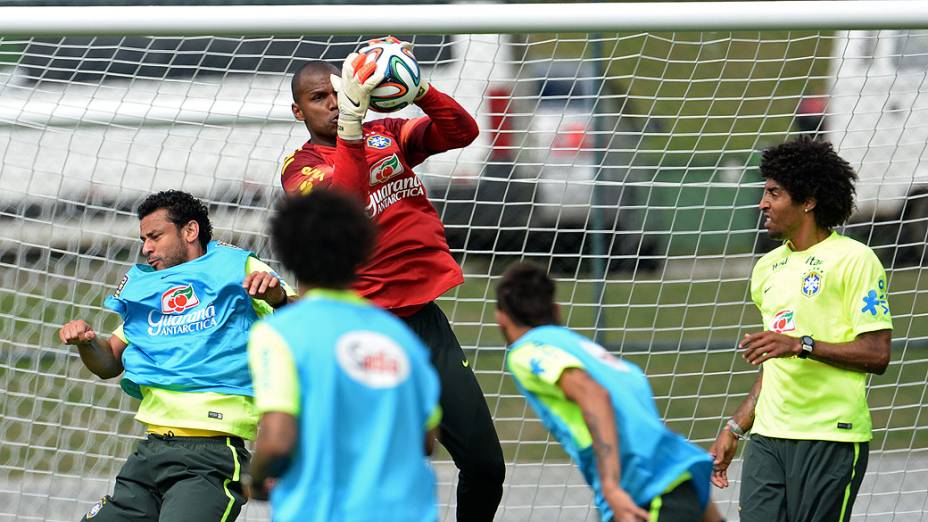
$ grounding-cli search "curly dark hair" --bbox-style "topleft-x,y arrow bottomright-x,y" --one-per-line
760,137 -> 858,229
270,189 -> 375,289
137,190 -> 212,249
496,262 -> 558,327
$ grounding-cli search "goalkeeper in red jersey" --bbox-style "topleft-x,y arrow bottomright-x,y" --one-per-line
280,40 -> 505,520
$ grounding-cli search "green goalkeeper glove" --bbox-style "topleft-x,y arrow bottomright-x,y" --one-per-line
330,52 -> 384,141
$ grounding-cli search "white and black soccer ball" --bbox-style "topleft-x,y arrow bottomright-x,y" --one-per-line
358,38 -> 422,113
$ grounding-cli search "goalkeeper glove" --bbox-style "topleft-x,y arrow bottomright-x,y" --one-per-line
330,52 -> 383,141
414,80 -> 430,102
369,36 -> 430,102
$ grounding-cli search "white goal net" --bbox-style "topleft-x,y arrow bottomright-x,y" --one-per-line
1,3 -> 926,521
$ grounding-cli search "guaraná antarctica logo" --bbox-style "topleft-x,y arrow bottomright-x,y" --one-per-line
336,331 -> 410,388
771,309 -> 797,333
367,176 -> 424,217
369,153 -> 405,186
147,283 -> 217,336
160,284 -> 200,314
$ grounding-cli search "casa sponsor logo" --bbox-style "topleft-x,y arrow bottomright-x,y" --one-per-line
801,270 -> 823,298
770,309 -> 796,333
366,134 -> 393,150
369,153 -> 405,186
579,340 -> 631,372
336,331 -> 410,388
366,176 -> 424,217
161,284 -> 200,314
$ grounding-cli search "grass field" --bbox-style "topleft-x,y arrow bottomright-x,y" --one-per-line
2,257 -> 926,475
447,263 -> 928,459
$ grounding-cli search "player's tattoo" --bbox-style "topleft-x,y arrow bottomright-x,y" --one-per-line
586,412 -> 620,484
732,372 -> 763,430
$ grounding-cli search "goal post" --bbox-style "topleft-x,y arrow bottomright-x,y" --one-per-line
1,3 -> 927,521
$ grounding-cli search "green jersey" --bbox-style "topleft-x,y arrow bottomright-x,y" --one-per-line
750,232 -> 892,442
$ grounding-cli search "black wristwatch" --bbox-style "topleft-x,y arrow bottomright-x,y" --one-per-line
798,335 -> 815,359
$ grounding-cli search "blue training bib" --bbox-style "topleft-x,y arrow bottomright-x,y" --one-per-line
105,241 -> 257,399
509,325 -> 712,518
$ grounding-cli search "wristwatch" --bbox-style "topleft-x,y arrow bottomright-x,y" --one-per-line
798,335 -> 815,359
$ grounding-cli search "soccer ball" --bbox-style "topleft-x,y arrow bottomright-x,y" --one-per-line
358,38 -> 422,113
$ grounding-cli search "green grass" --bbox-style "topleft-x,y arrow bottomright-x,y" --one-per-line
443,264 -> 928,460
3,260 -> 925,470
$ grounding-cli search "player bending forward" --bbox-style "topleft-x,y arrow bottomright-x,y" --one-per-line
246,189 -> 441,522
280,39 -> 504,520
496,262 -> 722,522
60,190 -> 294,521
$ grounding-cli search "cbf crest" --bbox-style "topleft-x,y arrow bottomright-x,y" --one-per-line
366,134 -> 392,150
801,270 -> 823,298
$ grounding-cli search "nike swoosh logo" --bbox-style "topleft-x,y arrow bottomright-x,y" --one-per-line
462,359 -> 470,368
345,94 -> 361,108
763,286 -> 772,294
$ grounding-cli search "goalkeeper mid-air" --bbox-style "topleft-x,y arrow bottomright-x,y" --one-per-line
280,39 -> 505,520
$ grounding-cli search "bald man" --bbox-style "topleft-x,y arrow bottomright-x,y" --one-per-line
279,52 -> 505,521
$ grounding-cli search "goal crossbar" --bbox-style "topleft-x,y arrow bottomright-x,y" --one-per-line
2,1 -> 928,36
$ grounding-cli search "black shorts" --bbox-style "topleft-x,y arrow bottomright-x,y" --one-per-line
640,478 -> 705,522
739,434 -> 868,522
402,301 -> 505,521
82,434 -> 249,522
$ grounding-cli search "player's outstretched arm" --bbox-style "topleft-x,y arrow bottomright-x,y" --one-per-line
59,319 -> 126,379
413,82 -> 479,154
381,37 -> 478,154
559,368 -> 649,522
709,371 -> 761,488
248,411 -> 297,500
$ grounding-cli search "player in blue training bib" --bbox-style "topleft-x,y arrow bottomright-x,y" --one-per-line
246,189 -> 440,522
495,262 -> 722,522
58,190 -> 294,522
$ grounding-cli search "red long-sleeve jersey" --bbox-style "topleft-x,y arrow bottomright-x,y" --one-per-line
281,86 -> 478,315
